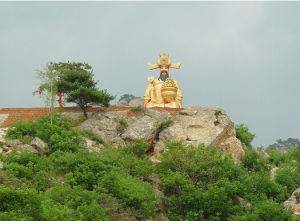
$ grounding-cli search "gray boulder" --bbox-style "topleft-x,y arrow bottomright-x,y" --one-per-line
6,139 -> 22,147
77,111 -> 127,146
270,167 -> 278,181
19,144 -> 39,154
157,105 -> 245,164
30,137 -> 47,154
122,109 -> 170,145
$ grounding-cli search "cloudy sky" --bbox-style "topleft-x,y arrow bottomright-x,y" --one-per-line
0,1 -> 299,147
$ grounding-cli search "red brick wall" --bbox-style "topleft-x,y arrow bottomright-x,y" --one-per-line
0,106 -> 182,128
0,107 -> 101,127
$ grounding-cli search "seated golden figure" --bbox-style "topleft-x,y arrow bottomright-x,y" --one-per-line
144,54 -> 183,108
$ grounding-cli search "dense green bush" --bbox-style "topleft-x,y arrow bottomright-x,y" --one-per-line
235,124 -> 255,146
156,142 -> 296,220
275,162 -> 300,195
6,113 -> 83,153
229,199 -> 296,221
265,147 -> 289,166
0,187 -> 42,221
242,146 -> 269,172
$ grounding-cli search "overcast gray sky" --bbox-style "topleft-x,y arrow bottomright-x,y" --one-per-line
0,1 -> 299,147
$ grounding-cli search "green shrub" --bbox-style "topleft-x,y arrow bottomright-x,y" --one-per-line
235,124 -> 255,146
0,187 -> 42,221
123,139 -> 148,158
48,147 -> 157,218
69,116 -> 87,127
241,171 -> 288,203
165,178 -> 241,220
3,151 -> 53,191
130,106 -> 143,113
0,141 -> 5,147
118,117 -> 128,128
42,184 -> 111,221
229,199 -> 296,221
100,170 -> 159,217
158,118 -> 173,132
265,147 -> 289,166
275,163 -> 300,195
6,113 -> 83,153
242,146 -> 269,172
289,146 -> 300,162
158,142 -> 242,186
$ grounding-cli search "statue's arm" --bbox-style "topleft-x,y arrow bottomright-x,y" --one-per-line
144,83 -> 152,107
175,80 -> 183,108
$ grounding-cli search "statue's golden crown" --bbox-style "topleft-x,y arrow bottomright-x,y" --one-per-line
148,54 -> 182,70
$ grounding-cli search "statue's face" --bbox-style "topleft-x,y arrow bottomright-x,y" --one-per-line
160,65 -> 169,75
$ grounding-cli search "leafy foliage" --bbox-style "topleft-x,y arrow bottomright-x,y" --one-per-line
241,146 -> 269,172
156,142 -> 297,220
130,106 -> 143,113
56,64 -> 115,117
6,113 -> 83,153
235,124 -> 255,146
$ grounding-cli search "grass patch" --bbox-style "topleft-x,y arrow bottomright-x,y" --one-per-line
130,106 -> 143,113
69,116 -> 87,127
159,118 -> 173,132
79,129 -> 104,144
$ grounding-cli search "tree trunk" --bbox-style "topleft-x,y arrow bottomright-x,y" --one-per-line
81,104 -> 88,118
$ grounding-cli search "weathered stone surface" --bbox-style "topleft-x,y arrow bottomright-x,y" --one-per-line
257,149 -> 270,159
6,150 -> 12,155
19,144 -> 39,154
179,109 -> 198,116
0,128 -> 8,143
158,105 -> 244,164
235,196 -> 251,208
6,139 -> 22,147
77,111 -> 127,146
2,145 -> 9,151
30,137 -> 47,154
284,187 -> 300,217
144,108 -> 171,122
270,167 -> 278,181
82,138 -> 102,153
122,115 -> 158,144
122,109 -> 170,145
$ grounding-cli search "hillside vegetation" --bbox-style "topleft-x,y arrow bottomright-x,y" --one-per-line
0,114 -> 300,220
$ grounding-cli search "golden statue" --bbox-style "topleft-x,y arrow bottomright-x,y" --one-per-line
144,54 -> 183,108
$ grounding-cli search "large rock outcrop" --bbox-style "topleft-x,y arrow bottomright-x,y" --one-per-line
77,105 -> 245,164
157,105 -> 244,164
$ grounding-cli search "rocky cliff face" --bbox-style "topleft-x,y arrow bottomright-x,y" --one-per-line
77,105 -> 245,164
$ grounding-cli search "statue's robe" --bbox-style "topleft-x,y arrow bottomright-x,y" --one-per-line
144,78 -> 182,108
